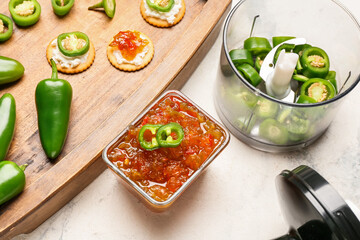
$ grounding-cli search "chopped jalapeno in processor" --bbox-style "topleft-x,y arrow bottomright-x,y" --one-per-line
108,95 -> 225,202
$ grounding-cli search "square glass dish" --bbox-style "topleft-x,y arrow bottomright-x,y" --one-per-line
102,90 -> 230,211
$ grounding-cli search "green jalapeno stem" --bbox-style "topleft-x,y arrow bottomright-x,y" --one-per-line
0,14 -> 13,42
146,0 -> 175,12
88,0 -> 116,18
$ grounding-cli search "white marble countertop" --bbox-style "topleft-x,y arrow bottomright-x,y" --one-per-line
14,0 -> 360,239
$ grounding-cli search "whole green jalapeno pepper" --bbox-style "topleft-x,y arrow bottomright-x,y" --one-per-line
300,47 -> 330,78
244,37 -> 272,55
0,161 -> 27,205
156,123 -> 184,148
36,59 -> 72,159
300,78 -> 335,103
0,56 -> 25,85
0,14 -> 13,43
146,0 -> 175,12
0,94 -> 16,162
57,31 -> 90,57
51,0 -> 75,17
138,124 -> 162,151
9,0 -> 41,27
88,0 -> 116,18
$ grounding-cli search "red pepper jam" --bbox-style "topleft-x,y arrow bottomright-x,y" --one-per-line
108,96 -> 225,202
109,30 -> 149,61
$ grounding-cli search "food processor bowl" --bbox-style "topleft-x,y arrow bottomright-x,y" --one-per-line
215,0 -> 360,152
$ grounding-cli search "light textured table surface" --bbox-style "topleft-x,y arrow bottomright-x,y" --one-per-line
14,0 -> 360,239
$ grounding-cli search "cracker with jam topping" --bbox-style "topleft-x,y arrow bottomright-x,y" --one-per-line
107,30 -> 154,72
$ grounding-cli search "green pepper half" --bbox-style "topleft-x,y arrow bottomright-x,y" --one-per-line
244,37 -> 272,56
57,31 -> 90,57
300,47 -> 330,78
0,94 -> 16,162
36,59 -> 72,159
9,0 -> 41,27
0,161 -> 27,205
138,124 -> 162,151
0,56 -> 25,85
156,123 -> 184,148
0,14 -> 13,43
88,0 -> 116,18
146,0 -> 175,12
51,0 -> 75,17
300,78 -> 335,103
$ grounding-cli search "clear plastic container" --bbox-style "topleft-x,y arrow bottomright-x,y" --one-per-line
215,0 -> 360,152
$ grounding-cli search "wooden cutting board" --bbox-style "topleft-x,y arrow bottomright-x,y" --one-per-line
0,0 -> 231,238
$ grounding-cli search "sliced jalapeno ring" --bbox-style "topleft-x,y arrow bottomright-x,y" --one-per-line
255,53 -> 266,72
57,31 -> 90,57
244,37 -> 272,56
273,43 -> 295,65
272,36 -> 295,47
229,49 -> 254,67
325,70 -> 337,93
51,0 -> 75,16
0,14 -> 13,42
300,78 -> 335,103
300,46 -> 330,78
138,124 -> 162,151
9,0 -> 41,27
146,0 -> 175,12
156,123 -> 184,148
236,63 -> 262,87
259,119 -> 288,145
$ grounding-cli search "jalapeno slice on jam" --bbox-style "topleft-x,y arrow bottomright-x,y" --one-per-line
244,37 -> 272,56
138,124 -> 162,151
272,36 -> 295,47
57,32 -> 90,57
229,49 -> 254,67
51,0 -> 75,16
300,78 -> 335,103
156,123 -> 184,148
9,0 -> 41,27
300,47 -> 330,78
146,0 -> 175,12
236,64 -> 262,87
0,14 -> 13,42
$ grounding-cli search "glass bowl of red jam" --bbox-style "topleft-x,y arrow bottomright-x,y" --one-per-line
102,90 -> 230,211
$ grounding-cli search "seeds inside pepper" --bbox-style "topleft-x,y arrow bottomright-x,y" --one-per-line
62,35 -> 87,51
60,0 -> 65,6
14,1 -> 35,16
155,0 -> 170,7
0,20 -> 4,33
308,55 -> 325,68
307,82 -> 328,102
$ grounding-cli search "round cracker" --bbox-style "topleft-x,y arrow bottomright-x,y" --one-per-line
140,0 -> 185,28
106,32 -> 154,72
46,37 -> 95,74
